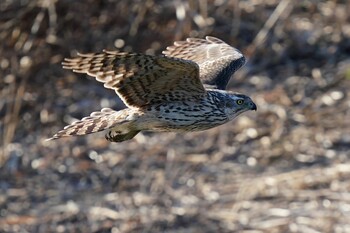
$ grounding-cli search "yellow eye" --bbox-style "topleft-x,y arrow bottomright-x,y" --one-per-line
236,99 -> 244,105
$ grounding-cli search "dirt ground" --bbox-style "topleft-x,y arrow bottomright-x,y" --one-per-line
1,0 -> 350,232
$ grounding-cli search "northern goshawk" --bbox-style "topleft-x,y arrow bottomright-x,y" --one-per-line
49,36 -> 256,142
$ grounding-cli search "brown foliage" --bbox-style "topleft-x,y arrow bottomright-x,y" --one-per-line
1,0 -> 350,232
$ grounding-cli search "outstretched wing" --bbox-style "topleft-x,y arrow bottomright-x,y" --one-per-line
163,36 -> 246,90
62,51 -> 206,108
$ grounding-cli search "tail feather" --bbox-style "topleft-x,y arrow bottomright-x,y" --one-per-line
47,108 -> 128,140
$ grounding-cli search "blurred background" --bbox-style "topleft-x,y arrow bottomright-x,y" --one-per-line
1,0 -> 350,232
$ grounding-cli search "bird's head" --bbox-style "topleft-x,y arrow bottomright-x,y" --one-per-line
224,93 -> 257,119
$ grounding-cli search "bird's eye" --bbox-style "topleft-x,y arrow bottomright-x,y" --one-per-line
236,99 -> 244,105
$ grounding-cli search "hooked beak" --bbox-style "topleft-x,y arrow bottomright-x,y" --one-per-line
249,102 -> 257,111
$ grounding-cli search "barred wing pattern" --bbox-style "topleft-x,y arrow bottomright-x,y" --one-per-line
62,51 -> 206,108
163,36 -> 246,90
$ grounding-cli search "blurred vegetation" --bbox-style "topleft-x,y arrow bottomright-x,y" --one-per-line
0,0 -> 350,232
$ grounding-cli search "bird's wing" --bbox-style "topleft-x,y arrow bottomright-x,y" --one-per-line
62,51 -> 206,108
162,36 -> 246,90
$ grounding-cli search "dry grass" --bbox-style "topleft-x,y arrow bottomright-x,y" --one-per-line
1,0 -> 350,232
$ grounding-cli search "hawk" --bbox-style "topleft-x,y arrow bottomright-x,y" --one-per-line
49,36 -> 256,142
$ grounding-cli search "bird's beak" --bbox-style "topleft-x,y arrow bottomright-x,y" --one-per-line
250,102 -> 257,111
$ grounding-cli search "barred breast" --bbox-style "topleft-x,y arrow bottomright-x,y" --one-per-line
138,91 -> 229,132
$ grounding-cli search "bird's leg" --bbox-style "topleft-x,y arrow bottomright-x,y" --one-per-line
105,130 -> 140,142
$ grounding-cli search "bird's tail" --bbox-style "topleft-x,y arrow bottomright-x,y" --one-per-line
47,108 -> 129,140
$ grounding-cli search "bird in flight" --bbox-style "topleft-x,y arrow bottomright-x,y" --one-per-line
49,36 -> 256,142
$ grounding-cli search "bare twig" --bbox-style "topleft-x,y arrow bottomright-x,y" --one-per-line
250,0 -> 293,53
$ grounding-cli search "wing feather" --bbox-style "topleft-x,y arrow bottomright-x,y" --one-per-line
62,51 -> 206,108
163,36 -> 246,90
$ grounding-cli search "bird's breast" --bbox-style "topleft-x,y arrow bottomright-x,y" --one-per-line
141,100 -> 228,132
